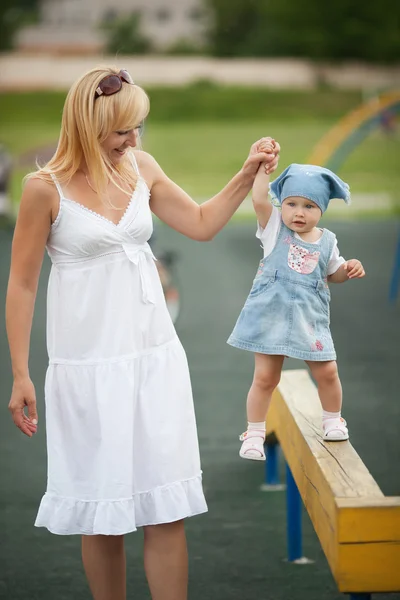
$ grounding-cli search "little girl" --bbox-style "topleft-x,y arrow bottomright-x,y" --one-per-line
227,145 -> 365,460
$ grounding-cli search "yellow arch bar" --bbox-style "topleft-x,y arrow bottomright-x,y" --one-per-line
308,90 -> 400,166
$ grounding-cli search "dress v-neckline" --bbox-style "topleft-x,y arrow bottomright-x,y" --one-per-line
62,178 -> 144,228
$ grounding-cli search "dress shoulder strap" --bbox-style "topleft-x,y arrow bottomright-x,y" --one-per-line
320,228 -> 337,262
50,173 -> 64,199
129,152 -> 140,176
276,215 -> 291,242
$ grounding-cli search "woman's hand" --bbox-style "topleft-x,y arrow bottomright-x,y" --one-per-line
242,137 -> 280,182
9,377 -> 38,437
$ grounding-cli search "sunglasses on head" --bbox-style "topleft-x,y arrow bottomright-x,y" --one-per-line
95,69 -> 134,99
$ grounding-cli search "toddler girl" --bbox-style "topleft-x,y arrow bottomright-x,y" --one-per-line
228,146 -> 365,460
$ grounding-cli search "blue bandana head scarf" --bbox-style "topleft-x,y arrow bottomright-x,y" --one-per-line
269,164 -> 351,213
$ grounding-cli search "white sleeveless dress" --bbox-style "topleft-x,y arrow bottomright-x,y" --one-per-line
34,154 -> 208,535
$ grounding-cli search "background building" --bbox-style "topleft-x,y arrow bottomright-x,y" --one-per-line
16,0 -> 208,54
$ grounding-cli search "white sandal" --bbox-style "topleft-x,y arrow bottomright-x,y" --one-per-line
239,429 -> 266,460
323,416 -> 349,441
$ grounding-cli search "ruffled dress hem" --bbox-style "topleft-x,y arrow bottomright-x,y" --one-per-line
34,474 -> 208,536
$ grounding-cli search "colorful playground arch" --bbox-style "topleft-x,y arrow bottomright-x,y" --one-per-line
307,90 -> 400,303
307,90 -> 400,171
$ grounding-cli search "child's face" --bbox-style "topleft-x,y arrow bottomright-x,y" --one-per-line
281,196 -> 322,233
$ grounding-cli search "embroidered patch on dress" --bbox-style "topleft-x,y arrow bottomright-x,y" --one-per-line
255,262 -> 264,277
288,243 -> 320,275
310,340 -> 324,352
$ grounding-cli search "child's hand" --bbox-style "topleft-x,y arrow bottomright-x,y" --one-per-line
257,138 -> 275,153
343,259 -> 365,279
245,137 -> 279,180
256,137 -> 280,175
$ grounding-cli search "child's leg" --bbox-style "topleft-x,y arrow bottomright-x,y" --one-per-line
247,353 -> 285,421
306,360 -> 348,441
306,360 -> 342,412
240,354 -> 284,460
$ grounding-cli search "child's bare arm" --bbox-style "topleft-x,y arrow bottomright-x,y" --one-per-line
252,139 -> 277,229
252,168 -> 272,229
328,259 -> 365,283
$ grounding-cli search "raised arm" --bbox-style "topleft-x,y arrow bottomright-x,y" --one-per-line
137,139 -> 279,241
252,138 -> 277,229
6,177 -> 56,436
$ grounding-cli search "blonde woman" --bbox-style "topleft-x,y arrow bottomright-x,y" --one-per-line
6,66 -> 280,600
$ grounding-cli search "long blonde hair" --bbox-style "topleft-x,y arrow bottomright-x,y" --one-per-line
26,65 -> 150,201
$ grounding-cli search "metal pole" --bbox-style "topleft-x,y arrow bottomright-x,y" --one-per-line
260,443 -> 286,492
286,462 -> 302,562
389,229 -> 400,303
265,443 -> 279,485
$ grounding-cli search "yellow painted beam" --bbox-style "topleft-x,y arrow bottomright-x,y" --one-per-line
267,381 -> 339,574
266,369 -> 400,593
337,543 -> 400,593
337,497 -> 400,543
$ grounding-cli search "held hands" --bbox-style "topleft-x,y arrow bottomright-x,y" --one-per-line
242,137 -> 280,182
343,259 -> 365,279
257,138 -> 279,175
9,377 -> 38,437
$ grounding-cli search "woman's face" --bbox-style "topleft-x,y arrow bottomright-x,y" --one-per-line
101,125 -> 142,164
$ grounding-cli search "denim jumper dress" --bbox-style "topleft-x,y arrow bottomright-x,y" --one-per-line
227,221 -> 337,361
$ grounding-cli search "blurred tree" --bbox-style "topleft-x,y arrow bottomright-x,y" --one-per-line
165,38 -> 205,55
0,0 -> 39,50
100,11 -> 152,55
206,0 -> 400,62
205,0 -> 259,57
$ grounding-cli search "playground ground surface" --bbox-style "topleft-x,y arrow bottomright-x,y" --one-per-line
0,218 -> 399,600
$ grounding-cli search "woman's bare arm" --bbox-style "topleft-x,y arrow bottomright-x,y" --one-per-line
6,177 -> 55,435
136,140 -> 279,241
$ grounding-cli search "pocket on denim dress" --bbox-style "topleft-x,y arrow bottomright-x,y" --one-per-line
248,264 -> 275,298
288,243 -> 320,275
315,287 -> 331,317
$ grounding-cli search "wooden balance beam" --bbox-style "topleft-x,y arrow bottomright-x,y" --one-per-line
265,369 -> 400,594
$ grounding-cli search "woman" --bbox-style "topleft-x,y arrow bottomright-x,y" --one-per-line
6,66 -> 279,600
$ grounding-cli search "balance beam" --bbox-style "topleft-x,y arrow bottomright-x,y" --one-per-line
266,369 -> 400,594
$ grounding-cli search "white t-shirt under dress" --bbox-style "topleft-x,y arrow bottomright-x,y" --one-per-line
34,154 -> 208,535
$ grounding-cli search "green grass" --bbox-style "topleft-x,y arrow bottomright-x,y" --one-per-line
143,122 -> 400,199
0,88 -> 399,210
0,86 -> 363,131
0,85 -> 363,155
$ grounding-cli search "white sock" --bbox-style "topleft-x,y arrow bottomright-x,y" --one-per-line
247,421 -> 266,432
322,410 -> 341,422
